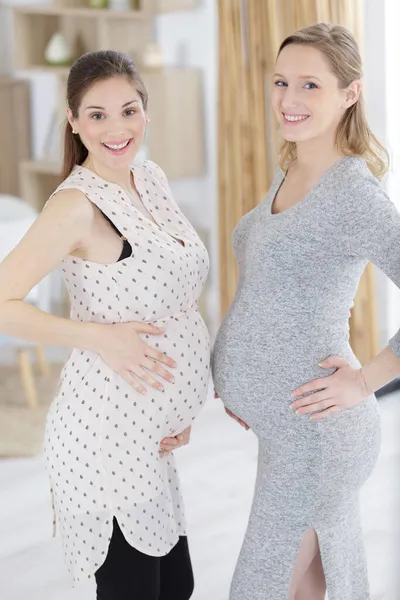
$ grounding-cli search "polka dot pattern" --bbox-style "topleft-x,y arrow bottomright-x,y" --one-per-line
44,160 -> 211,585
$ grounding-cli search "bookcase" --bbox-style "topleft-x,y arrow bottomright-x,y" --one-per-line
10,0 -> 205,208
0,77 -> 31,196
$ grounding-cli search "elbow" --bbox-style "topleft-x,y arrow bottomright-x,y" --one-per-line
0,298 -> 21,333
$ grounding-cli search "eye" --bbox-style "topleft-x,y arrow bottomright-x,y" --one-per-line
304,82 -> 318,90
274,80 -> 287,87
90,113 -> 104,120
124,108 -> 137,116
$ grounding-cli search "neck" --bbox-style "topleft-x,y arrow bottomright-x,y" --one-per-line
83,156 -> 134,191
293,131 -> 342,173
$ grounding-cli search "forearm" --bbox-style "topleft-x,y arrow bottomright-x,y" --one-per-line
360,345 -> 400,396
0,300 -> 101,352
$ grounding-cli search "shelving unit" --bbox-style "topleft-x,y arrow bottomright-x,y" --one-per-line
13,5 -> 152,70
0,77 -> 32,196
19,66 -> 205,210
19,161 -> 63,211
9,0 -> 204,208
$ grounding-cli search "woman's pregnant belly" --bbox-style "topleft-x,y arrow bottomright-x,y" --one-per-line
212,314 -> 381,491
212,310 -> 379,438
47,308 -> 211,449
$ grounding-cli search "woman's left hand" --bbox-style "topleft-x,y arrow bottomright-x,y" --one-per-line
290,356 -> 369,420
159,426 -> 191,456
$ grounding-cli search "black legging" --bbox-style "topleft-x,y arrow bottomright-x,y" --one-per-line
95,517 -> 194,600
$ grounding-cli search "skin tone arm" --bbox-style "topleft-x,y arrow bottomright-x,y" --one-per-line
0,188 -> 176,395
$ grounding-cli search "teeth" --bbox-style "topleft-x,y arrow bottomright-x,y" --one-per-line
284,114 -> 308,122
104,140 -> 130,150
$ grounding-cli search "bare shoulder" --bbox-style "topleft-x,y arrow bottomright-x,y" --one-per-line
43,187 -> 96,228
0,187 -> 97,303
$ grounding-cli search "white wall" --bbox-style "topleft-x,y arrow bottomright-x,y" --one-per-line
155,1 -> 220,335
363,0 -> 400,352
362,0 -> 389,349
382,0 -> 400,349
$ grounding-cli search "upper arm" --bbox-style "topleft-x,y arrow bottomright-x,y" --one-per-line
345,177 -> 400,355
0,188 -> 95,304
344,177 -> 400,269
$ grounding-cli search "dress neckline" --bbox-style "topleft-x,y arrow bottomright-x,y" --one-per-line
268,155 -> 363,218
75,163 -> 185,247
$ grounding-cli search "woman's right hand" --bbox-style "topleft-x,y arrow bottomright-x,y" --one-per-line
97,322 -> 176,394
214,391 -> 250,430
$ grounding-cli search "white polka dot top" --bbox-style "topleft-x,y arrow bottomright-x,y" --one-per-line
44,160 -> 211,585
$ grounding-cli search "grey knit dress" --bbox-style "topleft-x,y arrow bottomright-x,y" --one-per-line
212,156 -> 400,600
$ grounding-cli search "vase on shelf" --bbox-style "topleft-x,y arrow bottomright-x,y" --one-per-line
88,0 -> 109,8
44,33 -> 73,67
142,43 -> 164,71
108,0 -> 133,9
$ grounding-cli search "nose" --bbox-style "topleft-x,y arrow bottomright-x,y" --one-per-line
280,86 -> 300,111
106,115 -> 128,137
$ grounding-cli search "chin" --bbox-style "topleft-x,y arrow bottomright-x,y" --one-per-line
281,129 -> 315,144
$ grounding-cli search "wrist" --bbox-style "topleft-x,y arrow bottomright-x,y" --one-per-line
82,322 -> 106,353
358,367 -> 372,398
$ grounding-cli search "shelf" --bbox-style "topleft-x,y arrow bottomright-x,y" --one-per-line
143,68 -> 205,179
13,4 -> 145,17
18,69 -> 205,207
11,1 -> 198,17
13,0 -> 205,206
156,0 -> 198,11
0,79 -> 32,197
12,5 -> 153,70
19,161 -> 63,211
17,66 -> 71,76
21,160 -> 62,175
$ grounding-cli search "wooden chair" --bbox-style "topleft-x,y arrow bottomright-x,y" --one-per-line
0,194 -> 50,408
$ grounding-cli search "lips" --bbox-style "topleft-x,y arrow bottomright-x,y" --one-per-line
282,113 -> 310,123
102,138 -> 133,155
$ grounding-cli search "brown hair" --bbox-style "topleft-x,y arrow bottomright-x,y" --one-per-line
63,50 -> 148,180
276,23 -> 388,179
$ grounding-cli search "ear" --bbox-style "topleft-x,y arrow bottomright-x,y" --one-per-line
66,106 -> 76,131
343,80 -> 361,108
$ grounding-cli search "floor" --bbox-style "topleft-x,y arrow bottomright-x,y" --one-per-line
0,387 -> 399,600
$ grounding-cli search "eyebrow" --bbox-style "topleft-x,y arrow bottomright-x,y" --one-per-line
273,73 -> 322,82
84,99 -> 140,110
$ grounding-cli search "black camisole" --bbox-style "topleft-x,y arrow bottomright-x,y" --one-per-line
101,212 -> 132,262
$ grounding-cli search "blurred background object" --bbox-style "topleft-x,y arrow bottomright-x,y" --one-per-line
0,0 -> 399,598
0,77 -> 31,196
0,194 -> 54,455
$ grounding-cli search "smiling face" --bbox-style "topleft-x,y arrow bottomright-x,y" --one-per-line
67,75 -> 147,173
271,44 -> 357,147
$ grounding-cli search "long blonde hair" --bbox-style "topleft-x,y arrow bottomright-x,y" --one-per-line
276,23 -> 388,179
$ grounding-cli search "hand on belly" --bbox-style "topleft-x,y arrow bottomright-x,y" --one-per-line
159,426 -> 191,456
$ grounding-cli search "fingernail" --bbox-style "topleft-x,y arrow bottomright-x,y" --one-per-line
169,376 -> 175,383
178,435 -> 183,441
